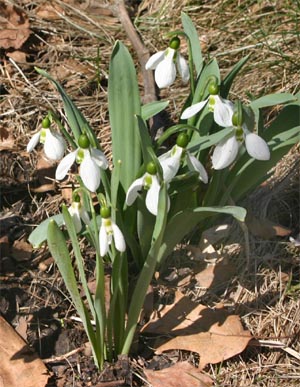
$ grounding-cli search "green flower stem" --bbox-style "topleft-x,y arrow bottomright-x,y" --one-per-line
121,183 -> 168,355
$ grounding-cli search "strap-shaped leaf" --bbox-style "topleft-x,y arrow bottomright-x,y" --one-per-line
47,219 -> 101,367
221,55 -> 250,98
181,12 -> 203,75
35,67 -> 93,142
108,41 -> 141,191
28,214 -> 64,248
141,100 -> 169,121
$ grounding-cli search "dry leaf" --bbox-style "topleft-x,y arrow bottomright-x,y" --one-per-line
0,4 -> 31,49
0,126 -> 15,150
0,316 -> 50,387
246,212 -> 292,239
12,239 -> 33,261
15,317 -> 28,341
35,3 -> 64,20
6,50 -> 27,63
194,258 -> 236,289
144,361 -> 213,387
142,291 -> 251,369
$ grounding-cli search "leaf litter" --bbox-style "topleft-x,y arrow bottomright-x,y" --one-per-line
0,0 -> 299,386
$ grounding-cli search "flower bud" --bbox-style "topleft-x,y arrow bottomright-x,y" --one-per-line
42,117 -> 51,129
100,206 -> 111,219
146,161 -> 157,175
176,132 -> 189,148
208,82 -> 219,96
169,36 -> 180,50
78,134 -> 90,149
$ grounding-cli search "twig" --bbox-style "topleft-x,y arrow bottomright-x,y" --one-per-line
112,0 -> 157,105
43,345 -> 85,363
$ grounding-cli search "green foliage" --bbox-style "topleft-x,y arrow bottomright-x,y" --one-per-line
28,13 -> 299,371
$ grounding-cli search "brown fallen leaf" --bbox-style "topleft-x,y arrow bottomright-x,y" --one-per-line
0,126 -> 15,150
12,239 -> 33,261
194,258 -> 236,289
0,316 -> 50,387
142,291 -> 251,369
246,212 -> 292,239
0,4 -> 31,49
144,361 -> 213,387
35,2 -> 65,20
6,50 -> 27,63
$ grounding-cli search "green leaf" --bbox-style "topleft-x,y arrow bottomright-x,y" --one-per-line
181,12 -> 203,75
47,219 -> 101,367
157,206 -> 247,265
28,214 -> 64,248
188,127 -> 233,152
122,183 -> 169,354
221,55 -> 250,98
250,93 -> 296,110
141,100 -> 169,121
35,67 -> 93,143
136,115 -> 153,165
108,41 -> 141,191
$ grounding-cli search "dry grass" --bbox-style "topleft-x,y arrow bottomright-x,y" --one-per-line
1,0 -> 299,385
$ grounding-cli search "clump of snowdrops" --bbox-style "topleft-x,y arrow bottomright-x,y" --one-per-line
28,13 -> 299,369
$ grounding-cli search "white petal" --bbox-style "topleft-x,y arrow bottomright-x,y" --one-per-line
145,50 -> 165,70
55,150 -> 77,180
186,153 -> 208,183
213,96 -> 234,127
79,208 -> 90,226
27,131 -> 41,152
68,204 -> 82,233
125,176 -> 144,206
99,224 -> 108,257
145,175 -> 160,216
80,150 -> 101,192
212,135 -> 239,170
90,148 -> 108,169
176,54 -> 190,83
245,133 -> 270,160
159,146 -> 183,181
44,131 -> 66,161
112,222 -> 126,253
180,100 -> 208,120
155,51 -> 176,88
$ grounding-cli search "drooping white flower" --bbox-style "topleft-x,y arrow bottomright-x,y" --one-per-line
68,199 -> 90,233
99,210 -> 126,257
55,134 -> 108,192
211,103 -> 270,170
181,93 -> 233,125
145,36 -> 189,89
126,167 -> 170,216
27,128 -> 66,161
159,133 -> 208,184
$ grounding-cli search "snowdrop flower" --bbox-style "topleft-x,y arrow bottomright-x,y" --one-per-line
126,162 -> 170,216
99,207 -> 126,257
181,82 -> 232,125
27,116 -> 66,161
159,133 -> 208,183
212,104 -> 270,170
145,36 -> 189,89
68,195 -> 90,233
55,133 -> 108,192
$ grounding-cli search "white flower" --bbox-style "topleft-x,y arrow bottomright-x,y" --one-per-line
146,47 -> 189,89
68,201 -> 90,233
159,145 -> 208,184
126,172 -> 170,216
181,94 -> 232,124
99,217 -> 126,257
27,128 -> 66,161
211,103 -> 270,170
56,147 -> 108,192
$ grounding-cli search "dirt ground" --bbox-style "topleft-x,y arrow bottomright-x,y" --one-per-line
0,0 -> 300,386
